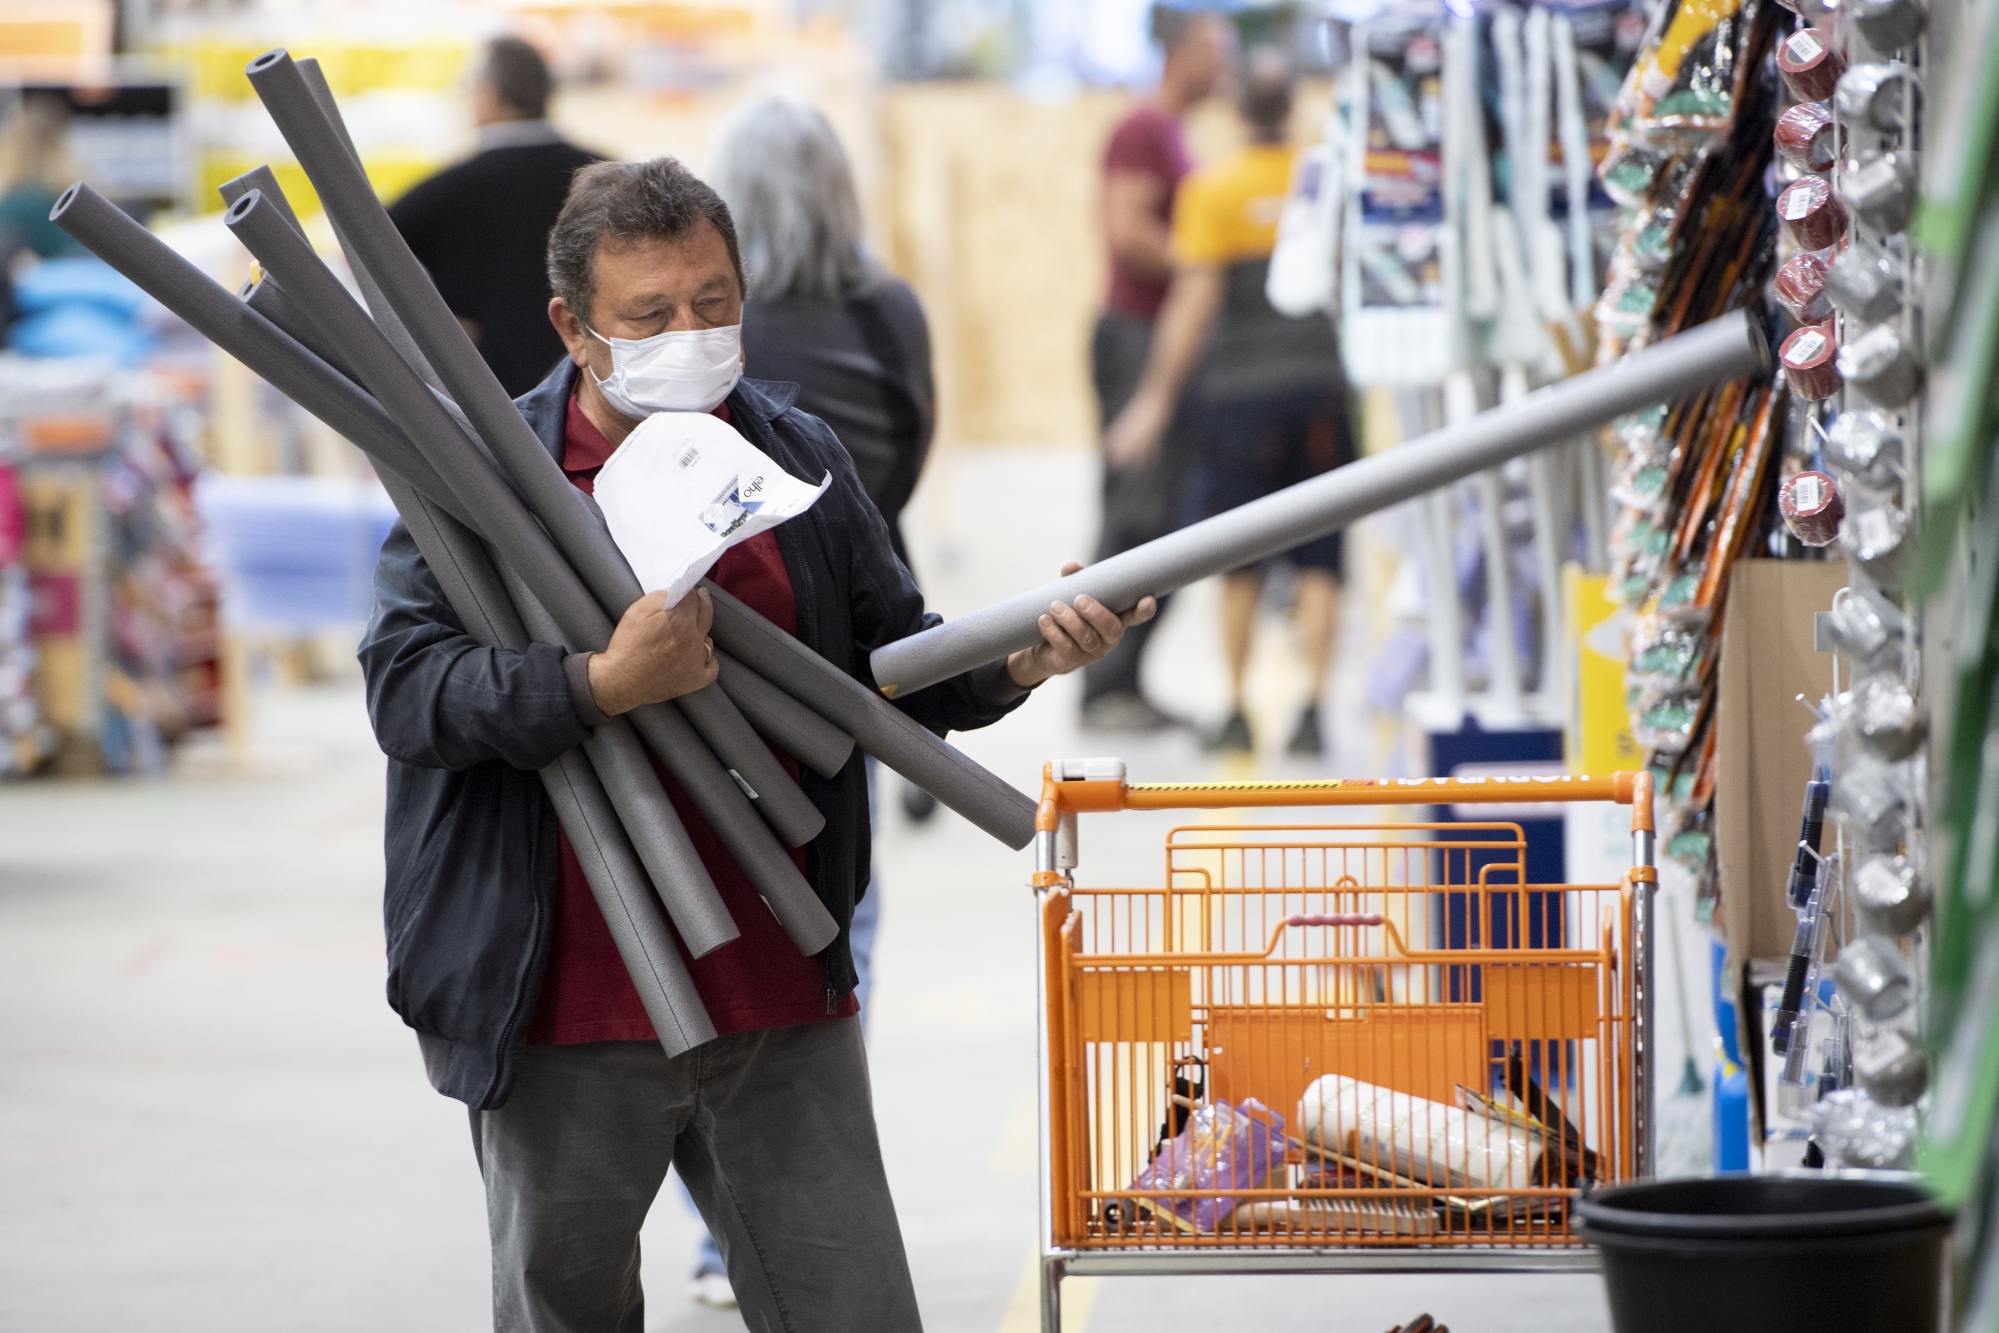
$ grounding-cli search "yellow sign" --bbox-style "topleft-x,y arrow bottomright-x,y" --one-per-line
1565,563 -> 1641,774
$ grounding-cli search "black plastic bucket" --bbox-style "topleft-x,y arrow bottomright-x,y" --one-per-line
1577,1176 -> 1949,1333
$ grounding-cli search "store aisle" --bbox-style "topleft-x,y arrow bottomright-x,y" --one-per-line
1,450 -> 1608,1333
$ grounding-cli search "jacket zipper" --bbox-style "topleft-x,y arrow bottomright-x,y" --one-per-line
481,817 -> 551,1109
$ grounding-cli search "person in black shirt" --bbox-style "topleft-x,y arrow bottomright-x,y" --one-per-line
712,98 -> 935,568
390,37 -> 599,396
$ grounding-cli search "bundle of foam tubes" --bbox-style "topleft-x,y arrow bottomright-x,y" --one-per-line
50,49 -> 1046,1055
54,49 -> 1772,1063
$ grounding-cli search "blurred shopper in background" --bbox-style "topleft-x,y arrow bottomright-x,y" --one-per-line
1104,52 -> 1353,756
714,98 -> 934,577
688,95 -> 938,1308
1082,4 -> 1233,733
0,91 -> 82,326
390,36 -> 599,396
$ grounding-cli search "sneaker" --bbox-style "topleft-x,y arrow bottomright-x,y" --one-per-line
689,1265 -> 737,1309
1286,704 -> 1324,757
1204,710 -> 1254,753
1080,691 -> 1185,733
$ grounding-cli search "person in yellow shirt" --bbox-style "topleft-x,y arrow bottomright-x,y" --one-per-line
1104,53 -> 1354,756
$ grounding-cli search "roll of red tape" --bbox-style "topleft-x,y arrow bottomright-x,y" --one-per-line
1781,322 -> 1842,399
1773,250 -> 1833,323
1778,176 -> 1847,251
1777,28 -> 1845,102
1780,470 -> 1845,547
1775,102 -> 1837,172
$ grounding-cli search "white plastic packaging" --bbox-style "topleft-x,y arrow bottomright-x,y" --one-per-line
594,411 -> 829,606
1298,1073 -> 1541,1189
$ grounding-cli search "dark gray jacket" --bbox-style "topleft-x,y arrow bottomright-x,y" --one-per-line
358,362 -> 1029,1109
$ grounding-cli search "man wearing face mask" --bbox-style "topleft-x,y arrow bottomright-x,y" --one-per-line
357,157 -> 1151,1333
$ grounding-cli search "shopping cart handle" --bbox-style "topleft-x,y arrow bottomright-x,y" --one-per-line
1285,913 -> 1384,928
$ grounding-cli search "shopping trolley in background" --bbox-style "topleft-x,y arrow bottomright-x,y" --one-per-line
1029,761 -> 1657,1331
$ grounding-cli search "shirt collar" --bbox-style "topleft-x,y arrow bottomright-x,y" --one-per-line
477,119 -> 565,152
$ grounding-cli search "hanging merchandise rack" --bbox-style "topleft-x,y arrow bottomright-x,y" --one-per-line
1029,761 -> 1657,1331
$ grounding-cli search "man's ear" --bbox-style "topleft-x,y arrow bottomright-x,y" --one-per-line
549,296 -> 590,367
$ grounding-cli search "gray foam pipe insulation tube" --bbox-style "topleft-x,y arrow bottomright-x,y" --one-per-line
241,51 -> 829,856
380,469 -> 716,1055
869,309 -> 1773,698
713,650 -> 853,781
217,189 -> 837,957
497,566 -> 852,952
257,63 -> 825,859
48,182 -> 752,960
222,135 -> 824,870
243,47 -> 1037,851
699,579 -> 1038,847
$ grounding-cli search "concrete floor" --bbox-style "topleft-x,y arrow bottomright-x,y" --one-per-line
0,449 -> 1635,1332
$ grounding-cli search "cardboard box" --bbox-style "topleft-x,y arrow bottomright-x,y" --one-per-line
1714,558 -> 1849,968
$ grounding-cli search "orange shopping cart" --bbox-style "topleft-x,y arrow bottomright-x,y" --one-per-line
1029,760 -> 1659,1331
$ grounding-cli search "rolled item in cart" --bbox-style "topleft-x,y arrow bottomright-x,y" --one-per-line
218,187 -> 836,954
239,50 -> 829,854
1299,1074 -> 1542,1190
382,468 -> 716,1053
45,181 -> 817,959
870,310 -> 1771,697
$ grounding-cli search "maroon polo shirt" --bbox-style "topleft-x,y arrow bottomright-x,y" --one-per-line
524,392 -> 859,1044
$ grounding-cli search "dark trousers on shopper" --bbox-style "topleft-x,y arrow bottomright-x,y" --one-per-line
468,1018 -> 919,1333
1084,310 -> 1195,704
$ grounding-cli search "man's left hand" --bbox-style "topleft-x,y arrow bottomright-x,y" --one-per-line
1005,562 -> 1158,690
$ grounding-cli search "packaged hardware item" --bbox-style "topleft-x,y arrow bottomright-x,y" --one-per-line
1843,151 -> 1920,235
1851,675 -> 1924,761
1777,176 -> 1847,250
1128,1098 -> 1285,1234
1838,323 -> 1923,407
594,411 -> 830,606
1772,250 -> 1833,322
1836,62 -> 1922,133
1297,1074 -> 1541,1190
1827,242 -> 1906,324
1810,1087 -> 1918,1168
1773,102 -> 1837,172
1781,324 -> 1842,398
1776,27 -> 1844,101
1849,0 -> 1925,53
1853,852 -> 1930,935
1779,470 -> 1843,546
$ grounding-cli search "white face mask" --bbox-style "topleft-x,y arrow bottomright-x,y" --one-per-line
586,323 -> 743,418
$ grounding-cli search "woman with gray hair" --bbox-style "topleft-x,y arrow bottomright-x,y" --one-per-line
678,96 -> 939,1310
710,96 -> 935,566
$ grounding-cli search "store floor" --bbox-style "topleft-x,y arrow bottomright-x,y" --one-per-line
0,450 -> 1622,1332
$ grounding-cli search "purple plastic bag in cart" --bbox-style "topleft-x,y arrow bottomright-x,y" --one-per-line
1130,1098 -> 1285,1232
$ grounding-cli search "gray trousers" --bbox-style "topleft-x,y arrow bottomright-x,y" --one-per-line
469,1019 -> 920,1333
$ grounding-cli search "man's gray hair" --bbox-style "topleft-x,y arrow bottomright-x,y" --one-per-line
709,97 -> 876,303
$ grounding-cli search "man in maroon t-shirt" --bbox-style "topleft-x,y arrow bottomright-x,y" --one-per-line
1083,5 -> 1233,732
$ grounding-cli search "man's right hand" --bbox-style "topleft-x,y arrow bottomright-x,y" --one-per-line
586,588 -> 717,717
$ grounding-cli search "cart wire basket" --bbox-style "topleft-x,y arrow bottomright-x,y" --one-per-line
1029,762 -> 1658,1331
